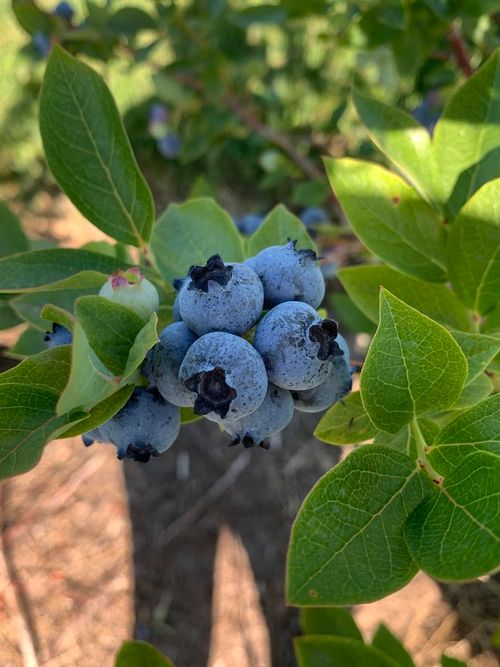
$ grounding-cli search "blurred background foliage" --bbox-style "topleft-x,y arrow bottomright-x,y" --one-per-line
3,0 -> 499,211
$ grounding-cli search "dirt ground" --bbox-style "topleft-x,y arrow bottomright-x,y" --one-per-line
0,195 -> 499,667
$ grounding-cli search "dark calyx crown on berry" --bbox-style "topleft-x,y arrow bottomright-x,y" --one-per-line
309,319 -> 343,361
188,255 -> 233,293
289,239 -> 318,263
118,443 -> 160,463
230,434 -> 271,450
185,366 -> 237,418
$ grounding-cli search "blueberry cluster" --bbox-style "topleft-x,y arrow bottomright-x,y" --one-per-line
75,242 -> 352,462
148,104 -> 181,160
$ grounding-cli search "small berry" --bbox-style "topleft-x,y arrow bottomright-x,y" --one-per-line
246,240 -> 325,308
224,383 -> 294,449
157,133 -> 181,159
253,301 -> 342,390
33,32 -> 51,58
300,207 -> 328,227
99,267 -> 159,320
148,103 -> 169,139
179,332 -> 268,421
53,1 -> 74,20
235,213 -> 265,236
179,255 -> 264,336
44,323 -> 72,348
97,387 -> 180,462
143,322 -> 198,407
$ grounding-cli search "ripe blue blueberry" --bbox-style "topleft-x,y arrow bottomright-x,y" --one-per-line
99,267 -> 159,320
179,332 -> 268,421
235,213 -> 265,235
300,207 -> 328,227
223,383 -> 294,449
172,277 -> 187,322
33,32 -> 51,58
253,301 -> 343,390
246,240 -> 325,308
82,428 -> 102,447
292,334 -> 352,412
157,133 -> 181,159
143,322 -> 197,407
97,387 -> 180,462
148,103 -> 169,140
53,1 -> 74,20
44,323 -> 72,348
179,255 -> 264,336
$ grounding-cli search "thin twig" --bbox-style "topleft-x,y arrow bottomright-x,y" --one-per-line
448,23 -> 474,77
0,485 -> 39,667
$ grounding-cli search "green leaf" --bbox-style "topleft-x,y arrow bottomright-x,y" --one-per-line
361,290 -> 467,433
374,418 -> 439,460
151,198 -> 244,283
329,293 -> 377,335
372,624 -> 415,667
314,392 -> 379,445
246,205 -> 316,257
115,640 -> 174,667
450,330 -> 500,384
352,90 -> 434,205
12,0 -> 55,34
0,202 -> 30,258
300,608 -> 363,642
338,265 -> 471,331
0,347 -> 86,479
286,446 -> 432,605
325,158 -> 446,283
405,451 -> 500,580
295,636 -> 400,667
447,179 -> 500,315
450,372 -> 493,411
40,46 -> 154,247
229,5 -> 288,26
433,50 -> 500,217
428,394 -> 500,476
75,296 -> 150,377
12,288 -> 96,331
0,297 -> 23,330
40,304 -> 74,331
105,7 -> 156,35
0,249 -> 129,293
59,385 -> 134,438
180,407 -> 202,424
482,303 -> 500,335
6,327 -> 47,359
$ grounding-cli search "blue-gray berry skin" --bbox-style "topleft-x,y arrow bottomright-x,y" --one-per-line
253,301 -> 342,390
179,332 -> 268,421
143,322 -> 197,407
97,387 -> 180,462
82,428 -> 102,447
179,255 -> 264,336
44,323 -> 72,348
223,383 -> 294,448
293,334 -> 352,412
245,240 -> 325,308
172,277 -> 187,322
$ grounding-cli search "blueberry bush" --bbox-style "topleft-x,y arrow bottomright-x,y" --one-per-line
0,42 -> 499,667
5,0 -> 500,209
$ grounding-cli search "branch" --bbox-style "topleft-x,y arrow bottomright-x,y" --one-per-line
448,23 -> 474,78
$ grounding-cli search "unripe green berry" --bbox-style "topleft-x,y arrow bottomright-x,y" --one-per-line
99,267 -> 159,320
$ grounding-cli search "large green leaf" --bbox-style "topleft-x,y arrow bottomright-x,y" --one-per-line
428,394 -> 500,476
286,446 -> 432,605
151,198 -> 244,283
450,330 -> 500,384
374,418 -> 439,461
5,327 -> 48,359
353,90 -> 434,205
405,451 -> 500,580
75,296 -> 153,377
449,372 -> 493,411
40,47 -> 154,247
0,347 -> 86,479
314,392 -> 379,445
0,296 -> 23,330
0,249 -> 129,293
447,179 -> 500,315
432,50 -> 500,217
325,158 -> 446,282
372,625 -> 414,667
246,205 -> 315,257
300,608 -> 363,642
361,290 -> 467,433
338,265 -> 471,331
295,637 -> 399,667
0,202 -> 30,258
115,640 -> 174,667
